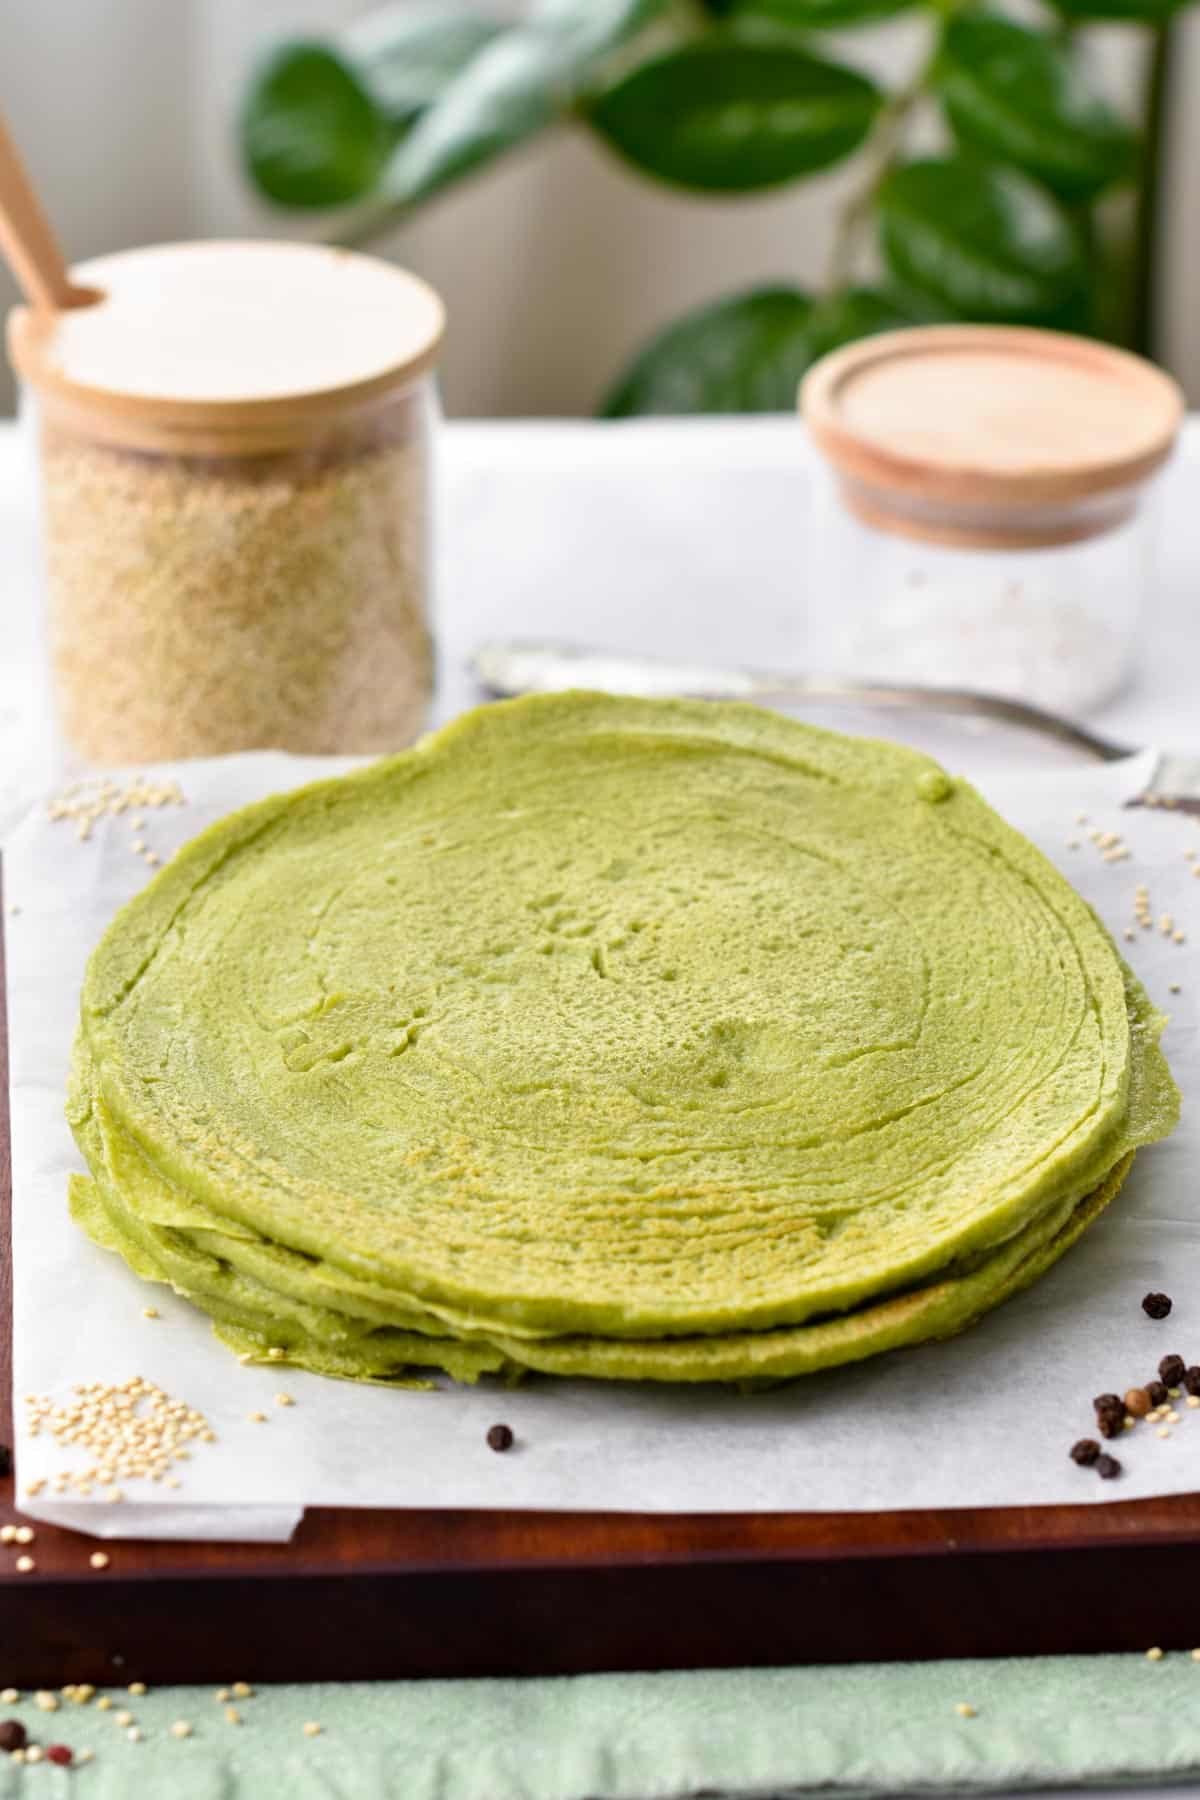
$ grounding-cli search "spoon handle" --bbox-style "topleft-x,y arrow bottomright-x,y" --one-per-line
0,113 -> 93,311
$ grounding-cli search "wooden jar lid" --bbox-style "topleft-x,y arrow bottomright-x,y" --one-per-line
800,325 -> 1184,548
6,240 -> 445,455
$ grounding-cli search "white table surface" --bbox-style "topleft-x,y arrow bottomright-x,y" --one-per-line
1,416 -> 1198,822
2,417 -> 1198,1800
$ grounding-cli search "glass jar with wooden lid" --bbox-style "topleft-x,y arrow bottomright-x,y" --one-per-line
6,240 -> 444,764
800,326 -> 1183,717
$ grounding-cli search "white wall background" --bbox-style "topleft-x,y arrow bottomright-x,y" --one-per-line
3,0 -> 1199,417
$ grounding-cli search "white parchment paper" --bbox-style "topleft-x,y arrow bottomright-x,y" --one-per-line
5,745 -> 1199,1541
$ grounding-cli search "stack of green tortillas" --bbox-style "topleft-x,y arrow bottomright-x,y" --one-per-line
69,695 -> 1179,1386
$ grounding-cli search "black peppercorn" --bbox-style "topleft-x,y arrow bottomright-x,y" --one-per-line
1070,1438 -> 1101,1466
1097,1410 -> 1126,1438
1142,1292 -> 1173,1319
0,1720 -> 26,1752
1159,1354 -> 1186,1388
1184,1368 -> 1200,1397
486,1423 -> 514,1453
1147,1381 -> 1169,1407
1093,1393 -> 1124,1416
0,1444 -> 11,1480
1096,1454 -> 1122,1479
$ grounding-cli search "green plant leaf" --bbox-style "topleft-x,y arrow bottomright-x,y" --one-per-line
342,7 -> 504,129
240,43 -> 391,209
588,44 -> 882,192
805,286 -> 950,358
384,31 -> 569,206
936,15 -> 1138,201
382,0 -> 664,209
1054,0 -> 1183,22
532,0 -> 666,60
600,287 -> 815,415
733,0 -> 919,32
877,156 -> 1087,323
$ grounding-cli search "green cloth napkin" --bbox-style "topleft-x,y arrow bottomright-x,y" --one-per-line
1,1654 -> 1196,1799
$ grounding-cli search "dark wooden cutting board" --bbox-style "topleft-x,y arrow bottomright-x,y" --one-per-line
2,904 -> 1198,1689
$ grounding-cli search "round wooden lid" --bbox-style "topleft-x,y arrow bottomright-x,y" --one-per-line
800,325 -> 1183,547
7,240 -> 444,453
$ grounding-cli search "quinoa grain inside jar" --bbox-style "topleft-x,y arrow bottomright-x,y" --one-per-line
6,241 -> 444,764
800,326 -> 1183,718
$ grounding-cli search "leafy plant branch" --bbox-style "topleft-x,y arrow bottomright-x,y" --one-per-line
823,34 -> 948,293
237,0 -> 1182,414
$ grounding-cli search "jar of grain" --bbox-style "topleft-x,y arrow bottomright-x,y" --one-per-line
7,241 -> 443,764
800,326 -> 1182,718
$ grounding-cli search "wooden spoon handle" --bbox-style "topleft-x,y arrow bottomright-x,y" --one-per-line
0,114 -> 94,310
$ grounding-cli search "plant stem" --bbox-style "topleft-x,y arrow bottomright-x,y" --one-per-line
823,36 -> 942,294
1129,19 -> 1172,359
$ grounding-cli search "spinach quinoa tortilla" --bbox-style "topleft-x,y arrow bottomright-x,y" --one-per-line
68,694 -> 1179,1384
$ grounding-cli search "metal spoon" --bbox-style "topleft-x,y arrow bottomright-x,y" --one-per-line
472,640 -> 1131,760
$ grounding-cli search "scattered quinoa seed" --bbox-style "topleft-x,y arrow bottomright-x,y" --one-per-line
14,1526 -> 34,1545
115,1711 -> 133,1727
1147,1646 -> 1165,1661
955,1703 -> 977,1718
34,1691 -> 58,1712
170,1720 -> 193,1739
21,1377 -> 215,1499
224,1707 -> 241,1726
232,1682 -> 253,1699
214,1689 -> 230,1703
141,1307 -> 159,1320
128,1681 -> 147,1697
127,1726 -> 143,1743
247,1412 -> 267,1424
0,1528 -> 13,1545
303,1721 -> 322,1737
274,1393 -> 294,1408
15,1556 -> 34,1573
24,1744 -> 43,1764
90,1552 -> 110,1570
0,1691 -> 17,1705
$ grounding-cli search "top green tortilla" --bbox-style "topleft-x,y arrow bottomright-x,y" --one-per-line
77,694 -> 1177,1341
